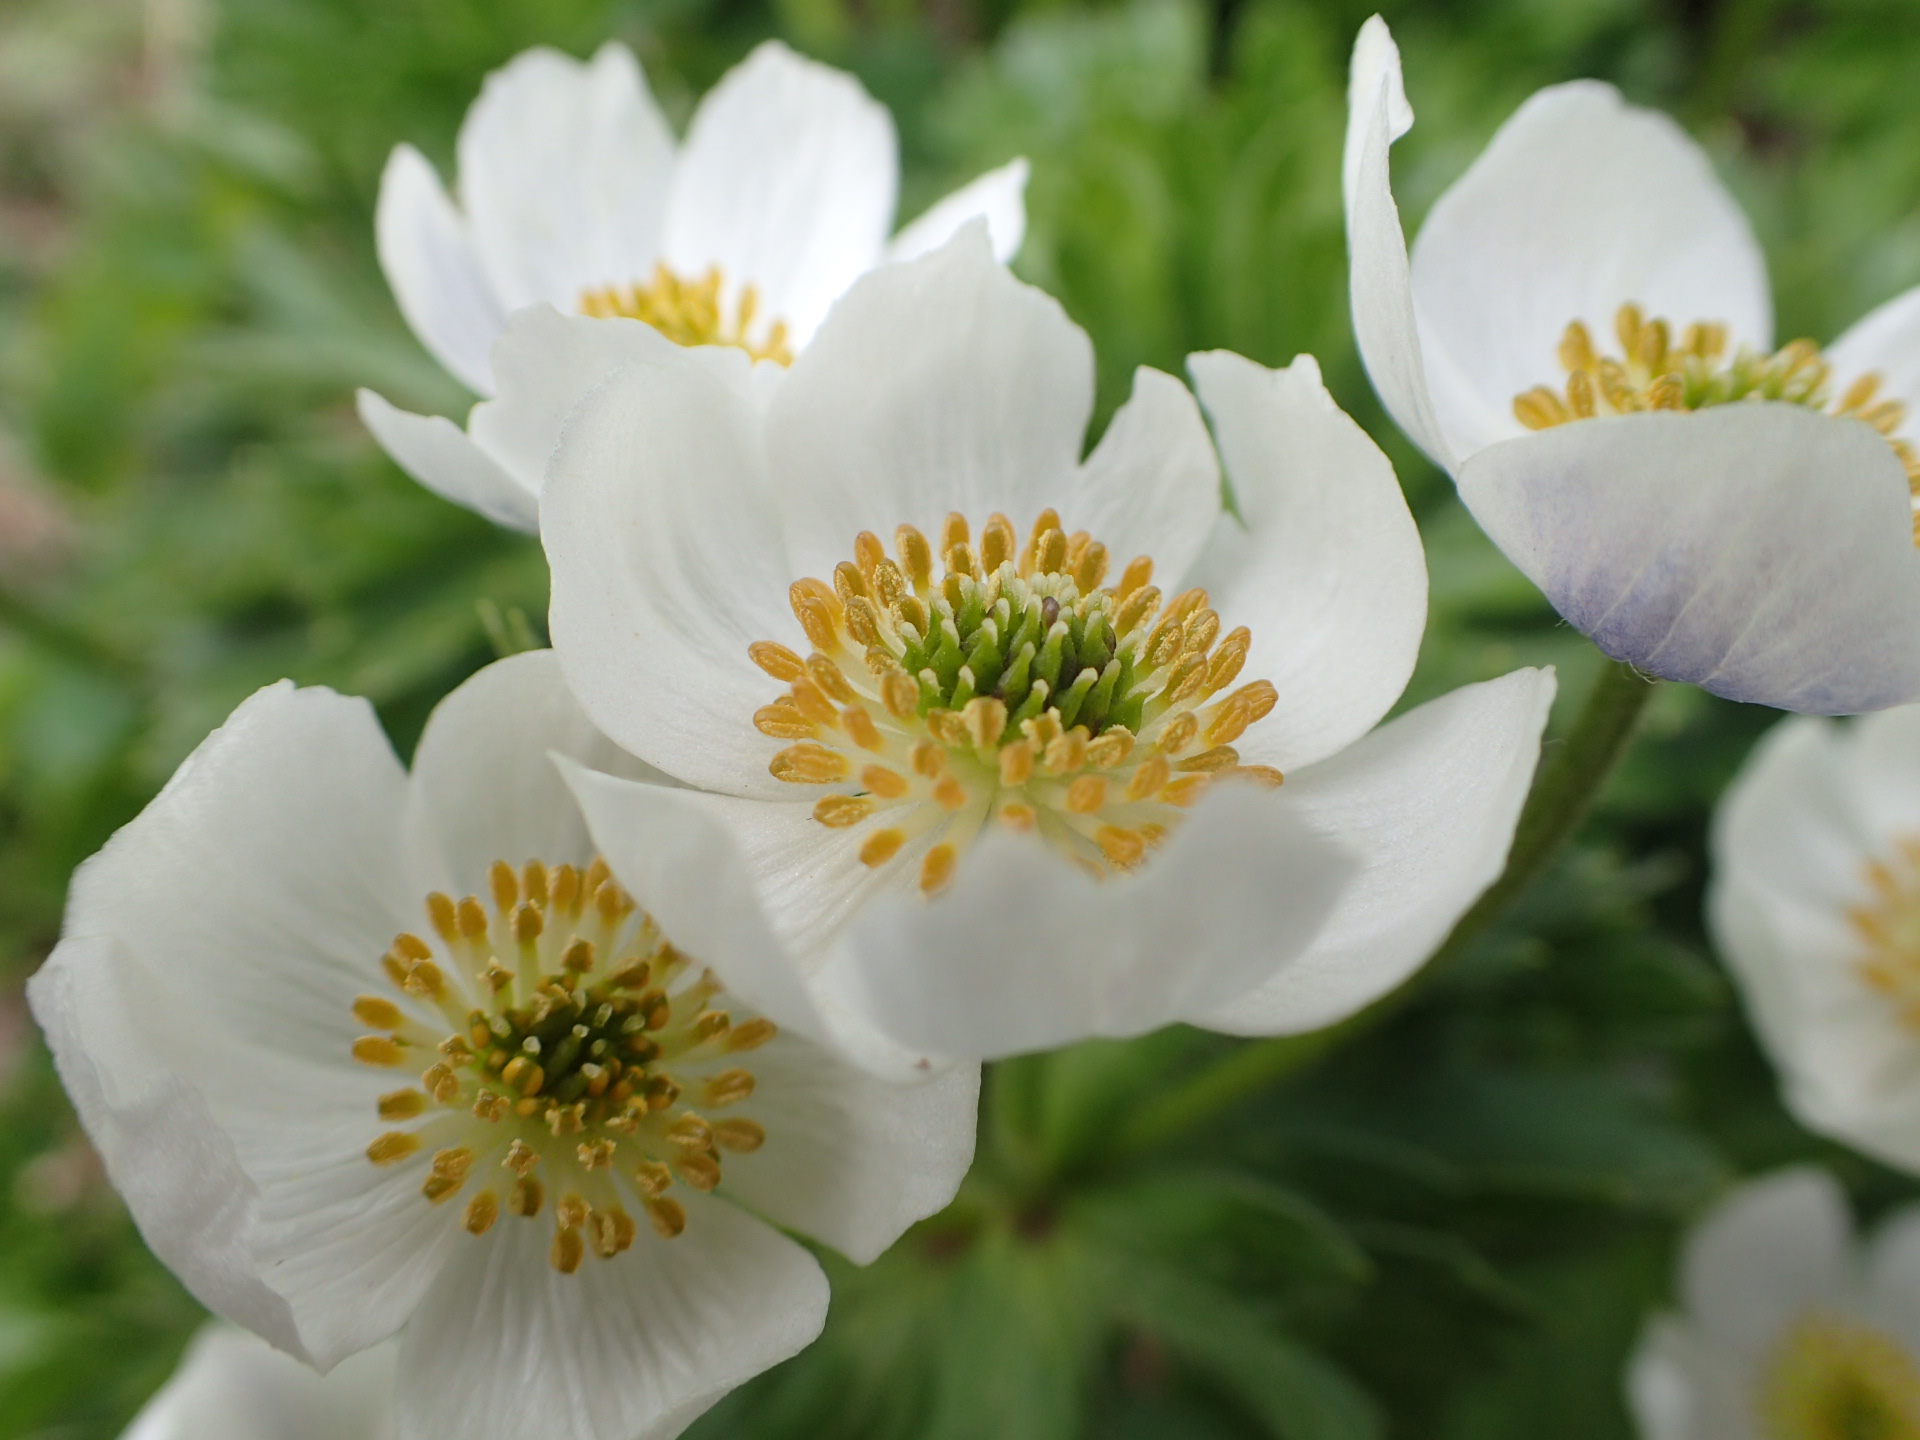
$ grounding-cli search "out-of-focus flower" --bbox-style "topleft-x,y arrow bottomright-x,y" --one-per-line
1629,1168 -> 1920,1440
29,651 -> 978,1440
542,229 -> 1556,1071
1710,704 -> 1920,1173
358,39 -> 1027,531
1345,15 -> 1920,714
123,1325 -> 394,1440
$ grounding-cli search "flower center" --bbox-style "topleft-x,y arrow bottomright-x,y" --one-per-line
351,856 -> 775,1273
1760,1311 -> 1920,1440
579,264 -> 793,365
1850,836 -> 1920,1029
749,509 -> 1283,893
1514,304 -> 1920,538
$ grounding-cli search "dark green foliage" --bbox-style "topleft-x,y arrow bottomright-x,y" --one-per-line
4,0 -> 1920,1434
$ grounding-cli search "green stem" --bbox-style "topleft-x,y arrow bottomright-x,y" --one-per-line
1111,657 -> 1658,1161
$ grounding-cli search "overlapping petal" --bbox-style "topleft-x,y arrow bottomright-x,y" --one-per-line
1202,669 -> 1556,1037
1185,349 -> 1426,772
374,146 -> 502,396
124,1326 -> 396,1440
888,158 -> 1030,265
1458,405 -> 1920,712
355,390 -> 535,532
662,41 -> 897,348
455,43 -> 675,315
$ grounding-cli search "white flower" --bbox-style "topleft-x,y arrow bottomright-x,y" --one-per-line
1709,703 -> 1920,1174
357,39 -> 1028,532
123,1325 -> 395,1440
539,228 -> 1557,1070
29,650 -> 978,1440
1628,1168 -> 1920,1440
1345,16 -> 1920,714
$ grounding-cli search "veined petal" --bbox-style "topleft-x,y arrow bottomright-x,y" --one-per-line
716,1043 -> 979,1264
1680,1168 -> 1851,1367
356,389 -> 535,533
1410,79 -> 1772,458
1828,283 -> 1920,449
375,145 -> 503,396
1342,17 -> 1454,471
122,1325 -> 396,1440
402,651 -> 666,906
888,158 -> 1030,265
1201,669 -> 1555,1036
28,937 -> 306,1363
663,41 -> 896,349
824,785 -> 1355,1062
766,227 -> 1095,582
1457,405 -> 1920,712
456,44 -> 676,314
559,761 -> 939,1079
1185,350 -> 1427,771
543,356 -> 797,798
396,1195 -> 828,1440
465,305 -> 761,511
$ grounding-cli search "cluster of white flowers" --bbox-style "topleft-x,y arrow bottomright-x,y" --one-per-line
40,14 -> 1920,1440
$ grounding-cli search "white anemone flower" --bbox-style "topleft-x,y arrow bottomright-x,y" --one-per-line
28,650 -> 978,1440
1345,16 -> 1920,714
357,39 -> 1027,533
124,1326 -> 395,1440
1710,704 -> 1920,1174
541,228 -> 1557,1070
1629,1168 -> 1920,1440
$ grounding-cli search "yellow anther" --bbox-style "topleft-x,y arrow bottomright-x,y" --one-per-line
862,765 -> 909,799
713,1118 -> 767,1152
999,740 -> 1035,786
379,1089 -> 428,1121
504,1138 -> 539,1175
749,640 -> 809,682
463,1191 -> 499,1235
457,896 -> 489,940
392,932 -> 433,962
703,1069 -> 756,1106
591,1207 -> 637,1259
1161,774 -> 1211,807
814,795 -> 875,828
770,743 -> 850,784
366,1131 -> 421,1166
933,776 -> 969,812
1159,712 -> 1199,753
422,1062 -> 459,1103
842,707 -> 883,750
1127,754 -> 1172,801
514,902 -> 544,944
489,860 -> 518,913
646,1196 -> 687,1239
999,802 -> 1037,832
426,892 -> 459,942
1558,319 -> 1595,372
1096,827 -> 1147,869
962,697 -> 1008,751
576,1139 -> 617,1171
353,1036 -> 407,1067
403,960 -> 447,999
726,1019 -> 778,1052
1178,745 -> 1240,773
1066,775 -> 1108,814
910,740 -> 946,778
352,995 -> 406,1030
551,1225 -> 585,1274
676,1152 -> 722,1191
897,525 -> 933,588
920,844 -> 958,895
860,829 -> 909,867
788,680 -> 840,728
881,671 -> 920,719
789,578 -> 841,653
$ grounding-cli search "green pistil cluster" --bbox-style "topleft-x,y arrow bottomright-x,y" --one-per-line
895,572 -> 1148,739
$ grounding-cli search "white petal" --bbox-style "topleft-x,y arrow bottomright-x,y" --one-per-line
1680,1168 -> 1851,1365
123,1325 -> 397,1440
560,761 -> 937,1079
888,158 -> 1030,265
456,44 -> 676,314
1342,17 -> 1454,471
404,651 -> 666,897
1063,366 -> 1221,593
766,227 -> 1095,583
465,305 -> 763,511
1843,704 -> 1920,842
824,784 -> 1356,1061
663,40 -> 896,348
1200,669 -> 1556,1036
720,1040 -> 979,1263
1409,81 -> 1772,459
396,1196 -> 828,1440
542,356 -> 798,798
1866,1207 -> 1920,1353
1828,283 -> 1920,448
1185,350 -> 1427,771
1623,1318 -> 1698,1440
375,145 -> 503,396
29,937 -> 306,1363
356,389 -> 536,533
1457,405 -> 1920,713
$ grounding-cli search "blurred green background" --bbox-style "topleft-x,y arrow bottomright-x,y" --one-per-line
2,0 -> 1919,1434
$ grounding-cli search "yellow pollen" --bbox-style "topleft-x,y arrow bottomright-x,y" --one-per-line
354,856 -> 778,1270
1760,1311 -> 1920,1440
751,511 -> 1285,887
579,264 -> 793,365
1517,303 -> 1920,540
1850,836 -> 1920,1030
